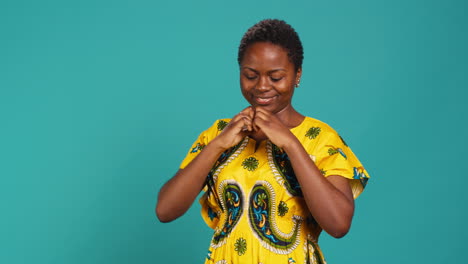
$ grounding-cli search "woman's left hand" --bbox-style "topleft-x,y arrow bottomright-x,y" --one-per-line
253,107 -> 355,238
252,107 -> 297,149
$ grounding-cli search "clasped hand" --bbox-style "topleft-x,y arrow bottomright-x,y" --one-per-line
212,106 -> 296,150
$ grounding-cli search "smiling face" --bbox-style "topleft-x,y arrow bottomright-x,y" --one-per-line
240,42 -> 301,115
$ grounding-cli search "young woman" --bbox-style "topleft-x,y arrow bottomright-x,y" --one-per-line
156,19 -> 370,264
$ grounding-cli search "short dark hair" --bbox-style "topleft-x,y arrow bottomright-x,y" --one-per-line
238,19 -> 304,71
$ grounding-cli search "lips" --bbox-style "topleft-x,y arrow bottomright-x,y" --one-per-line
254,95 -> 277,105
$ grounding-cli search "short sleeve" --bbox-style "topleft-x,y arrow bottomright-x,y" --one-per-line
178,119 -> 230,229
179,119 -> 229,169
199,191 -> 220,229
314,130 -> 370,199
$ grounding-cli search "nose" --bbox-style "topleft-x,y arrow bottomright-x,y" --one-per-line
256,76 -> 271,92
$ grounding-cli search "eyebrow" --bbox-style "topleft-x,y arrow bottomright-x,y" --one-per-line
242,67 -> 287,74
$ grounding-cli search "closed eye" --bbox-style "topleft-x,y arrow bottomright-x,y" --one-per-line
245,75 -> 257,80
270,76 -> 283,82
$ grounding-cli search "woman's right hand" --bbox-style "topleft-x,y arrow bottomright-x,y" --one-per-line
156,107 -> 256,222
211,107 -> 255,150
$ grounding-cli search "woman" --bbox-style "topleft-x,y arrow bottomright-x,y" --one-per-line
156,19 -> 370,264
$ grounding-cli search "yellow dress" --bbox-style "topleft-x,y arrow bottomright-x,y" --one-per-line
180,117 -> 370,264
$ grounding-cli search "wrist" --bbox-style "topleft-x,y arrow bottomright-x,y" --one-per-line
281,135 -> 301,152
207,137 -> 230,153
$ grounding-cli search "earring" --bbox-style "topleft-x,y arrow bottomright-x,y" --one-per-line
295,79 -> 301,88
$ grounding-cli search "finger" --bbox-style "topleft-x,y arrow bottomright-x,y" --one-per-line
254,110 -> 283,126
240,106 -> 255,119
240,106 -> 253,113
254,110 -> 268,119
241,117 -> 253,132
253,109 -> 271,123
254,106 -> 272,115
252,115 -> 262,131
230,114 -> 245,124
231,111 -> 253,123
225,116 -> 248,135
253,111 -> 268,126
252,111 -> 274,131
248,107 -> 255,119
230,115 -> 253,132
233,107 -> 254,122
253,123 -> 260,132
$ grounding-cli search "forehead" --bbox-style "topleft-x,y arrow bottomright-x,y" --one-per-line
241,42 -> 293,70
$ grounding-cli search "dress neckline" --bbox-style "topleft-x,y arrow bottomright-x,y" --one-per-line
289,116 -> 307,132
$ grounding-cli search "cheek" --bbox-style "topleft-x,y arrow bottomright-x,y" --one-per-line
240,83 -> 255,103
277,82 -> 294,94
240,87 -> 251,100
239,81 -> 248,96
240,79 -> 252,92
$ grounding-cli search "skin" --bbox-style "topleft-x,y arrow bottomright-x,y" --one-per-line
156,42 -> 354,238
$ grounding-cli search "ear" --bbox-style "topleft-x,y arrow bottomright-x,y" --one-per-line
296,67 -> 302,79
295,68 -> 302,87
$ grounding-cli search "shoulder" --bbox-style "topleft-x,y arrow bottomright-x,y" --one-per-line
294,116 -> 351,154
206,118 -> 232,132
198,118 -> 232,141
212,118 -> 232,131
297,116 -> 341,139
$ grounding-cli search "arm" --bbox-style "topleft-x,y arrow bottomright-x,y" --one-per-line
283,138 -> 354,238
253,108 -> 354,238
156,142 -> 226,223
156,107 -> 255,223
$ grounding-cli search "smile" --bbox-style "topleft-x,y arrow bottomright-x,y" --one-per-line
255,96 -> 277,105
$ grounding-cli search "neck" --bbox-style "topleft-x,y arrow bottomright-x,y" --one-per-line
274,104 -> 303,128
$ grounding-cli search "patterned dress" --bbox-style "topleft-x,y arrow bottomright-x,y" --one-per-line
179,117 -> 370,264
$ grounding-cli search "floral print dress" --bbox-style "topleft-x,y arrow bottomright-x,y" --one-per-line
179,117 -> 370,264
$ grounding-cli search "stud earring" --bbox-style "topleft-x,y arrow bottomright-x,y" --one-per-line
295,79 -> 301,88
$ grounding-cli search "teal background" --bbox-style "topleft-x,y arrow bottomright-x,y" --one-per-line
1,0 -> 467,263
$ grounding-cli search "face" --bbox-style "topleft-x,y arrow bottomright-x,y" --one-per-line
240,42 -> 301,114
